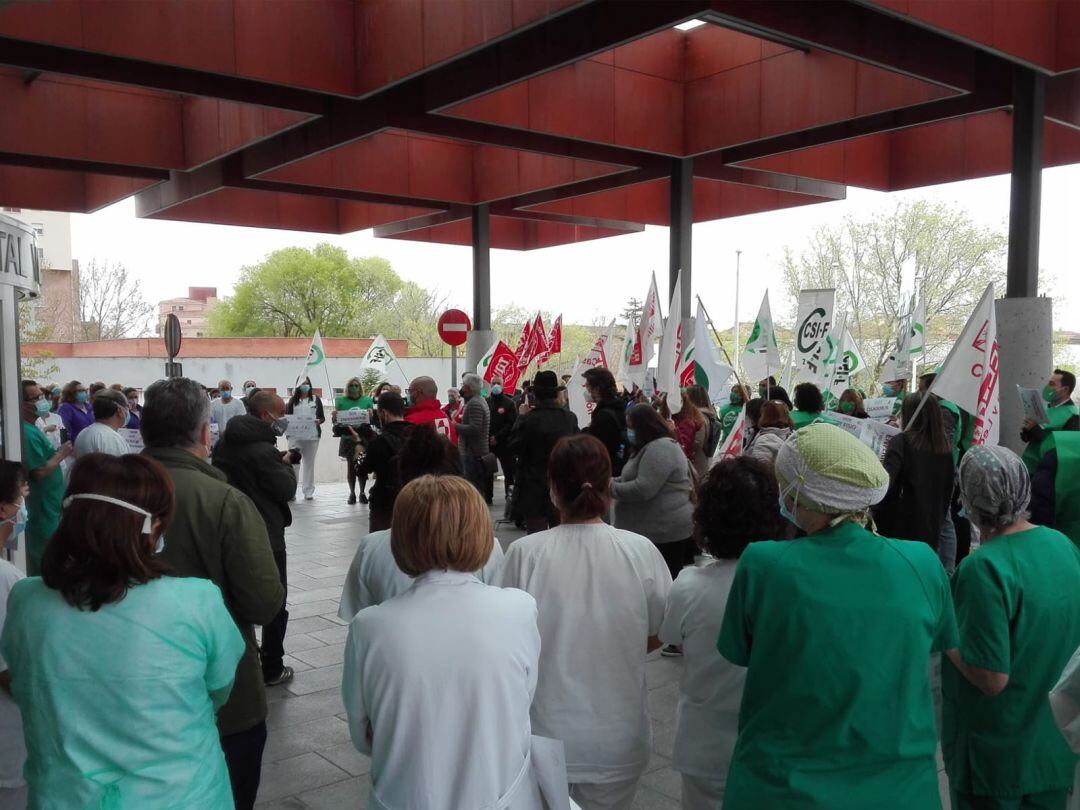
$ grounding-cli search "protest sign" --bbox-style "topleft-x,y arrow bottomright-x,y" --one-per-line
336,409 -> 370,427
863,397 -> 897,421
285,414 -> 318,442
118,428 -> 144,453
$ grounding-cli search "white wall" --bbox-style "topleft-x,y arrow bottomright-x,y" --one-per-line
13,209 -> 72,271
40,355 -> 459,397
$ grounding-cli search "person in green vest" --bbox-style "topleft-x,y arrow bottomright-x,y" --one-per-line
791,382 -> 835,429
1030,415 -> 1080,546
881,377 -> 909,421
945,444 -> 1080,810
718,423 -> 957,809
719,385 -> 750,441
1021,369 -> 1078,474
333,376 -> 375,505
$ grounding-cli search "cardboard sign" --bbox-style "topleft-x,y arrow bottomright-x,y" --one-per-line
1017,385 -> 1050,424
859,419 -> 900,461
285,414 -> 318,442
118,428 -> 144,454
863,397 -> 897,421
336,409 -> 370,427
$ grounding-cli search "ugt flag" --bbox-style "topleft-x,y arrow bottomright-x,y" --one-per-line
478,340 -> 522,395
536,314 -> 562,366
628,273 -> 664,388
514,317 -> 534,370
930,284 -> 999,446
567,322 -> 615,426
741,291 -> 781,384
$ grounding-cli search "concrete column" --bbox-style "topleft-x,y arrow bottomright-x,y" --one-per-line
1006,67 -> 1045,299
669,157 -> 693,337
995,297 -> 1052,455
466,204 -> 494,374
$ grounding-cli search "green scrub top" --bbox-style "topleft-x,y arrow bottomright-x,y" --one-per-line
0,576 -> 245,809
718,520 -> 957,810
1052,433 -> 1080,547
1023,402 -> 1079,473
939,398 -> 963,465
791,410 -> 837,431
336,394 -> 374,412
719,404 -> 742,439
21,421 -> 63,575
943,525 -> 1080,798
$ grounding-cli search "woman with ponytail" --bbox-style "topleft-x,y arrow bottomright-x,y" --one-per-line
497,434 -> 672,810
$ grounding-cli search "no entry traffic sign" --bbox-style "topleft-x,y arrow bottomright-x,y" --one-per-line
437,309 -> 471,347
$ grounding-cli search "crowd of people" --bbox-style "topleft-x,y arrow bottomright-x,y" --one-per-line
2,363 -> 1080,810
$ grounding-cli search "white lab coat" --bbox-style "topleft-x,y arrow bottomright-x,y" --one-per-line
1051,645 -> 1080,810
338,530 -> 505,621
210,397 -> 247,433
36,412 -> 72,479
658,558 -> 744,786
72,422 -> 129,458
496,523 -> 672,784
343,570 -> 543,810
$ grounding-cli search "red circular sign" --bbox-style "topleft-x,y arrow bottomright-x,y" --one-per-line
437,309 -> 472,346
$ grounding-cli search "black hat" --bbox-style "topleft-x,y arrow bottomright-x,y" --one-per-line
532,370 -> 560,399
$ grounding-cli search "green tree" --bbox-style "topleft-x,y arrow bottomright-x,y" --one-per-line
209,244 -> 402,337
372,282 -> 450,356
781,200 -> 1007,383
19,301 -> 60,380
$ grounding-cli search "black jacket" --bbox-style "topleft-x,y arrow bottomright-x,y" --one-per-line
872,432 -> 954,548
357,420 -> 411,513
211,415 -> 296,552
487,393 -> 518,450
508,400 -> 578,518
584,398 -> 627,474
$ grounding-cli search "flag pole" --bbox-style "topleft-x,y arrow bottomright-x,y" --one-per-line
697,296 -> 748,395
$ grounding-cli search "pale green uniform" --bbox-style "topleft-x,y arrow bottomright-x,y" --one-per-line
0,576 -> 245,809
943,525 -> 1080,806
718,521 -> 957,810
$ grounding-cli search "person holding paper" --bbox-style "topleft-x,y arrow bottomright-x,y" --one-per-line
719,423 -> 956,810
334,377 -> 374,505
286,376 -> 325,500
73,389 -> 131,459
1021,369 -> 1078,474
944,445 -> 1080,810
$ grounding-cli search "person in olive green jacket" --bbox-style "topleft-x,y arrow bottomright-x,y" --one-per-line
140,377 -> 284,810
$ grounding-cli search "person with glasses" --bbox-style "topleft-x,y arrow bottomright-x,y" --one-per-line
0,454 -> 245,809
19,380 -> 72,575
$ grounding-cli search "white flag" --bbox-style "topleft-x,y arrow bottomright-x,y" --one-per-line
568,322 -> 615,427
688,298 -> 733,404
716,406 -> 746,459
909,297 -> 927,359
616,314 -> 637,387
360,334 -> 403,383
828,323 -> 867,399
929,284 -> 999,446
628,273 -> 664,388
793,288 -> 836,386
741,291 -> 781,384
297,329 -> 336,395
657,269 -> 685,414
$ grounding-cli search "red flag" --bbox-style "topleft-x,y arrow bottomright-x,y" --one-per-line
482,340 -> 523,395
536,314 -> 561,366
513,318 -> 532,367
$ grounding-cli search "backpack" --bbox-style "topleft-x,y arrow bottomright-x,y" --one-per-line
704,411 -> 723,457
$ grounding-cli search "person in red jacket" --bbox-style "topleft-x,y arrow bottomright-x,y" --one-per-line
404,376 -> 458,444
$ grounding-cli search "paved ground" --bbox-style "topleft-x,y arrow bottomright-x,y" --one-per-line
255,480 -> 951,809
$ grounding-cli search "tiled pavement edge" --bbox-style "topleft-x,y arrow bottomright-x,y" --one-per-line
256,481 -> 950,809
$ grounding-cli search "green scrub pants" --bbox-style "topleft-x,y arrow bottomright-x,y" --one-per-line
952,789 -> 1068,810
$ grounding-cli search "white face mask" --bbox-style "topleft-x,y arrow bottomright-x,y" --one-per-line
63,493 -> 160,552
2,500 -> 27,550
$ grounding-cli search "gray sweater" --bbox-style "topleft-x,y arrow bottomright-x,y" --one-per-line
455,394 -> 490,457
611,437 -> 694,544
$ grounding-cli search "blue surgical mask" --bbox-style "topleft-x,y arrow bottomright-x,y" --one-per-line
882,383 -> 896,398
299,384 -> 311,395
778,482 -> 800,527
272,417 -> 289,437
491,385 -> 503,396
221,389 -> 233,401
626,428 -> 637,445
2,502 -> 27,550
76,391 -> 88,403
35,399 -> 51,417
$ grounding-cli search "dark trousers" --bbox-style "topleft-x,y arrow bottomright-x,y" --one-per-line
221,721 -> 268,810
657,537 -> 696,581
369,507 -> 392,533
462,454 -> 486,496
260,548 -> 288,679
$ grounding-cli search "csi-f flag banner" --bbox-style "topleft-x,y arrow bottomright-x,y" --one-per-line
716,406 -> 746,459
629,273 -> 664,388
927,284 -> 999,446
793,288 -> 836,385
683,298 -> 733,404
741,291 -> 781,384
909,297 -> 927,359
478,340 -> 522,395
828,322 -> 866,399
657,269 -> 685,414
297,328 -> 335,394
360,334 -> 404,385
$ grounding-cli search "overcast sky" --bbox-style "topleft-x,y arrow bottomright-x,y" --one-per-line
69,163 -> 1080,334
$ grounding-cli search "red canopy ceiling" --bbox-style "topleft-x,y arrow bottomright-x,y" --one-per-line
0,0 -> 1077,249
